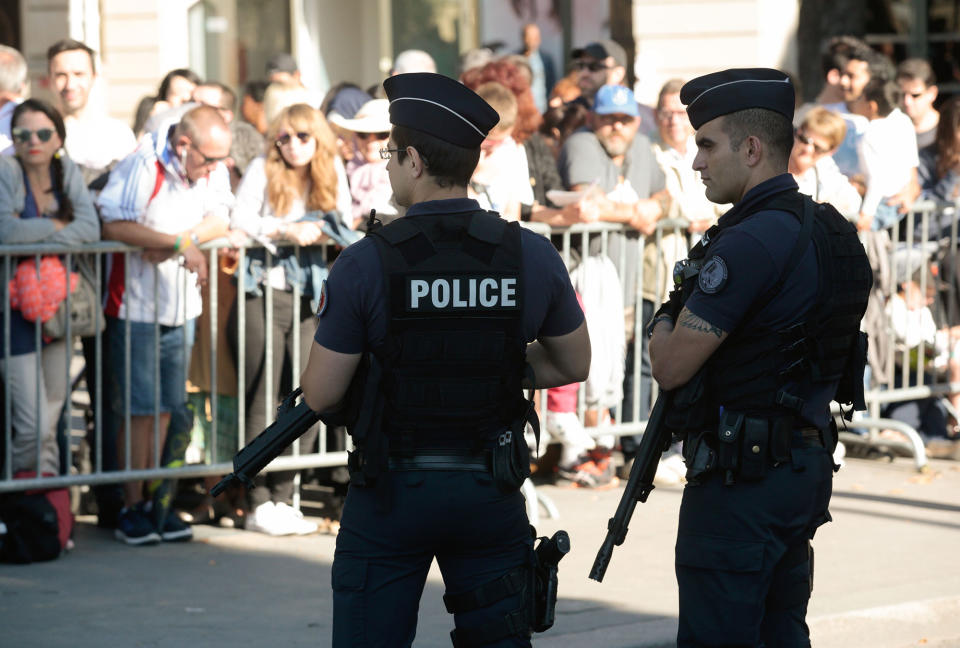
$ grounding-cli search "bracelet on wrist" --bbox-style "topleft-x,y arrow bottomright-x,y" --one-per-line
173,234 -> 183,252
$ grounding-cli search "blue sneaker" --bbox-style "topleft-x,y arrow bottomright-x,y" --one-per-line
114,504 -> 161,545
160,513 -> 193,542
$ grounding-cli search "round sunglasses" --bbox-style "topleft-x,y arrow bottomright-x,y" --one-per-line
12,127 -> 56,144
275,131 -> 313,147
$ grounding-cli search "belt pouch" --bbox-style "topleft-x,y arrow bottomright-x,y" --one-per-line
770,417 -> 793,464
717,411 -> 744,474
739,417 -> 769,481
492,426 -> 530,493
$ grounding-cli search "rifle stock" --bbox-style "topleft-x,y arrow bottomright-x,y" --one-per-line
210,388 -> 321,497
589,391 -> 673,582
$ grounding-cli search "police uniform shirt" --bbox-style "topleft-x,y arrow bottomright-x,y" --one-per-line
314,198 -> 584,353
682,174 -> 834,427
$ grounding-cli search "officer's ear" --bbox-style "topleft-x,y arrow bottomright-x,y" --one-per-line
743,134 -> 763,167
407,146 -> 426,177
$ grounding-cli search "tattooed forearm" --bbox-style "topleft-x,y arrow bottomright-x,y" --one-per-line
677,310 -> 725,338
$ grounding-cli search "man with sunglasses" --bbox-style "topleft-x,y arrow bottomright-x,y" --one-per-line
896,58 -> 940,150
558,83 -> 670,483
570,39 -> 658,142
301,72 -> 589,646
96,105 -> 233,546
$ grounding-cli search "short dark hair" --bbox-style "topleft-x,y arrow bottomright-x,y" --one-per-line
865,50 -> 896,83
820,35 -> 869,77
391,125 -> 480,188
860,77 -> 902,117
157,68 -> 201,101
896,58 -> 936,87
721,108 -> 794,169
46,38 -> 96,74
243,80 -> 271,104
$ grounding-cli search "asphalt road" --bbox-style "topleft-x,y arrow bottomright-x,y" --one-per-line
3,455 -> 959,647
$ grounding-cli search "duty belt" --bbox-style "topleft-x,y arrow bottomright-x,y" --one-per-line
387,449 -> 493,472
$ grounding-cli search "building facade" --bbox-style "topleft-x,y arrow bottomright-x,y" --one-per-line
2,0 -> 956,126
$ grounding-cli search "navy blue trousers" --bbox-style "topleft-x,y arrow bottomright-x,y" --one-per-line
675,445 -> 834,647
332,470 -> 533,647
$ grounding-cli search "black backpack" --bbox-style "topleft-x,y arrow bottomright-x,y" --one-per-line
0,492 -> 65,564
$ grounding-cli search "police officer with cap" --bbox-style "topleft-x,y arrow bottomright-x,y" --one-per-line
647,68 -> 871,645
301,73 -> 590,646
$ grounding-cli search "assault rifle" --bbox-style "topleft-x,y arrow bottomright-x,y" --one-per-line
210,388 -> 320,496
589,390 -> 674,582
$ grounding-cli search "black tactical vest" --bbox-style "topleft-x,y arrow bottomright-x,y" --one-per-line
368,210 -> 529,448
679,191 -> 871,426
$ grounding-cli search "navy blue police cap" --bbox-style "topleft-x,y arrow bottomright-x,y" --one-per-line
383,72 -> 500,149
680,68 -> 794,130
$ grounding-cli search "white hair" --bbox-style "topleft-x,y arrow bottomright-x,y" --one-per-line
0,45 -> 27,95
392,50 -> 437,75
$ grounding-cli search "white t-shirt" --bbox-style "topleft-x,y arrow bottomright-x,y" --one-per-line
859,108 -> 919,217
65,114 -> 137,174
0,100 -> 20,156
794,156 -> 862,220
822,101 -> 869,178
470,136 -> 534,218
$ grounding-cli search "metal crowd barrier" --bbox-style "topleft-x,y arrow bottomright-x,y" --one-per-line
0,239 -> 347,496
3,203 -> 954,498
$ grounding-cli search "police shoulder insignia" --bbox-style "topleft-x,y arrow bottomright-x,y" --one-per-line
698,256 -> 728,294
316,279 -> 328,317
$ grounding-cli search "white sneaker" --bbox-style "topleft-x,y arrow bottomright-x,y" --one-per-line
653,453 -> 687,486
272,502 -> 318,536
244,501 -> 286,536
833,440 -> 846,468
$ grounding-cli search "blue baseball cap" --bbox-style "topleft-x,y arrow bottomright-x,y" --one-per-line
593,84 -> 639,117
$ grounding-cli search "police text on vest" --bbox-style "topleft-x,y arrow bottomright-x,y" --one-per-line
407,276 -> 518,311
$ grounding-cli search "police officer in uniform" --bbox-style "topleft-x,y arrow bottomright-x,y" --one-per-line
300,73 -> 590,647
648,69 -> 871,646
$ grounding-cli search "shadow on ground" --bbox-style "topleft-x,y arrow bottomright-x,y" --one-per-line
1,521 -> 676,648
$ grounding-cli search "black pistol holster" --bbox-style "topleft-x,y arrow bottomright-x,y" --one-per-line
445,527 -> 570,647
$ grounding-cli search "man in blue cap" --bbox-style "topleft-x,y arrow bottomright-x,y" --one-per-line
300,72 -> 590,647
647,68 -> 871,646
558,83 -> 670,482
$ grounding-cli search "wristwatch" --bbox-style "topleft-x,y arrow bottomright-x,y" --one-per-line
646,314 -> 674,339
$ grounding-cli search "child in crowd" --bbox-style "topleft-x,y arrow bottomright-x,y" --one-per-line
882,255 -> 960,455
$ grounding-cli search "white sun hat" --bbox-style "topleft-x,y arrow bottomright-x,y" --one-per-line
328,99 -> 391,134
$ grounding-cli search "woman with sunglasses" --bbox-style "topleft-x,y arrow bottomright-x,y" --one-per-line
0,98 -> 98,477
329,98 -> 401,228
227,102 -> 348,536
788,107 -> 862,220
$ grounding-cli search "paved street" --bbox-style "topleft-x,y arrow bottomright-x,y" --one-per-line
3,455 -> 960,647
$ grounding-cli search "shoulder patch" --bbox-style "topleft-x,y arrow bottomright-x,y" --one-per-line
698,256 -> 728,294
316,279 -> 328,317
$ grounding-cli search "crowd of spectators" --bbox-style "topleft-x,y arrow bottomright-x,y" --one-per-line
2,26 -> 960,555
